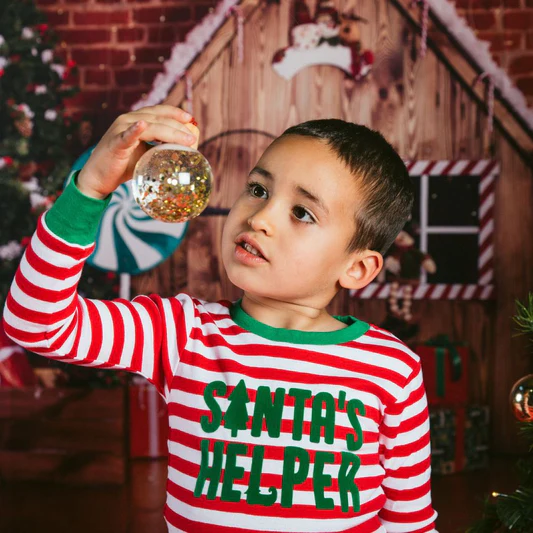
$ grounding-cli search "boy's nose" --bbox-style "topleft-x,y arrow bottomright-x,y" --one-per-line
247,210 -> 274,235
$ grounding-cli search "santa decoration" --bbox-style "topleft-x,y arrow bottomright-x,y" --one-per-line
291,0 -> 321,51
0,325 -> 36,387
378,225 -> 437,322
315,0 -> 341,44
338,12 -> 374,80
272,0 -> 374,81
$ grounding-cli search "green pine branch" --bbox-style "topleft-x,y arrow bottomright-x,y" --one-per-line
0,0 -> 91,301
467,487 -> 533,533
468,293 -> 533,533
0,0 -> 120,388
496,487 -> 533,532
518,423 -> 533,452
513,293 -> 533,340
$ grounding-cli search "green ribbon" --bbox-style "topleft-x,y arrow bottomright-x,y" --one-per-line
424,335 -> 463,397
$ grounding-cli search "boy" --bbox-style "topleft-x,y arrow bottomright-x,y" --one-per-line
3,105 -> 437,532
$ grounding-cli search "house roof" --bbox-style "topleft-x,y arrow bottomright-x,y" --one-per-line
143,0 -> 533,163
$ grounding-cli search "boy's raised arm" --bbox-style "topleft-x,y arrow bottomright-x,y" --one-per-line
378,364 -> 439,532
2,105 -> 198,395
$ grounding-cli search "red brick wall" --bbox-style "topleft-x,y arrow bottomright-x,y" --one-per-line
35,0 -> 219,139
35,0 -> 533,141
455,0 -> 533,107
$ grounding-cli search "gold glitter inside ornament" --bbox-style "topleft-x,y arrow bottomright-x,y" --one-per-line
510,374 -> 533,423
132,143 -> 213,223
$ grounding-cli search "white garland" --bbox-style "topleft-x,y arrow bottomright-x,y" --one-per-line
427,0 -> 533,130
0,241 -> 23,261
131,0 -> 239,110
22,177 -> 52,209
136,0 -> 532,130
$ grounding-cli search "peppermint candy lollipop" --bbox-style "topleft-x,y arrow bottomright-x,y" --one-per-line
68,147 -> 188,276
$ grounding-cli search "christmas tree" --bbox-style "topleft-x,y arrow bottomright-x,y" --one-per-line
224,380 -> 251,437
0,0 -> 121,387
467,293 -> 533,533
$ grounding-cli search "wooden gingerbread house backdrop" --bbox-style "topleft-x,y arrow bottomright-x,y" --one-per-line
131,0 -> 533,453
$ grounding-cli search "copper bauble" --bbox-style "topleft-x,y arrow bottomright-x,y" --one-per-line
510,374 -> 533,422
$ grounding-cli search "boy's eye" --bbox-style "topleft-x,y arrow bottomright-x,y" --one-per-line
293,205 -> 315,223
248,182 -> 268,199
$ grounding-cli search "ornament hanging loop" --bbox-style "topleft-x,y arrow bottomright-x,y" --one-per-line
185,73 -> 193,116
228,5 -> 244,64
410,0 -> 429,59
473,72 -> 495,136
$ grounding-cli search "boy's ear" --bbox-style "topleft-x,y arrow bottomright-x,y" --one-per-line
339,250 -> 383,290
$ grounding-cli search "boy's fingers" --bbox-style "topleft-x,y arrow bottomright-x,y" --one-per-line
132,105 -> 192,124
127,113 -> 195,136
185,122 -> 200,150
134,122 -> 196,146
113,120 -> 147,150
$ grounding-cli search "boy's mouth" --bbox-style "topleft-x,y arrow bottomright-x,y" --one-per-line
241,242 -> 263,257
235,235 -> 267,260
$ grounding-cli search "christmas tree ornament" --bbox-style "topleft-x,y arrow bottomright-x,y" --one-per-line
15,138 -> 29,155
15,116 -> 33,137
132,143 -> 213,223
67,147 -> 189,276
18,161 -> 38,181
510,374 -> 533,422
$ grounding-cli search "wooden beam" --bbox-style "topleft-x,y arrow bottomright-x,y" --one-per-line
391,0 -> 533,166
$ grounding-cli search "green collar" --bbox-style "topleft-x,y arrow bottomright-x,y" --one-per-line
230,300 -> 369,345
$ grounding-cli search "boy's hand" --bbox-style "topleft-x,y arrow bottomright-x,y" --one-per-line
77,105 -> 199,200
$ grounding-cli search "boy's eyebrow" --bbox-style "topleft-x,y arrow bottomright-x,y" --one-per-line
249,166 -> 273,180
295,185 -> 329,215
249,166 -> 329,215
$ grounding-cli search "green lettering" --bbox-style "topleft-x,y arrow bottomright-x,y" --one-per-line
194,439 -> 224,499
223,380 -> 250,438
313,451 -> 335,510
200,381 -> 227,433
288,388 -> 312,441
310,392 -> 336,444
346,399 -> 366,451
251,386 -> 286,438
338,451 -> 361,512
281,446 -> 310,508
221,442 -> 247,502
247,445 -> 277,506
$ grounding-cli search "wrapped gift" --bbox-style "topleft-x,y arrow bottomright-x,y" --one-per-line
0,326 -> 37,388
428,407 -> 456,475
464,405 -> 490,471
414,335 -> 469,406
128,377 -> 168,458
429,405 -> 489,475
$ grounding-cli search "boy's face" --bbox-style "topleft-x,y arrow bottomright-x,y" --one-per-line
221,135 -> 362,306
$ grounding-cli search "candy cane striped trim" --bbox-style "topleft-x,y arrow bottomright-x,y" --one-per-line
349,283 -> 495,300
351,160 -> 499,300
406,160 -> 498,286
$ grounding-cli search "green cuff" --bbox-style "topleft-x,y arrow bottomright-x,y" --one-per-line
45,170 -> 112,246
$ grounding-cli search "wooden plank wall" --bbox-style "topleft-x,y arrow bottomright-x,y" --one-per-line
132,0 -> 533,453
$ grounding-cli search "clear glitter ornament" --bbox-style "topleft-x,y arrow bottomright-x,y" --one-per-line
132,143 -> 213,223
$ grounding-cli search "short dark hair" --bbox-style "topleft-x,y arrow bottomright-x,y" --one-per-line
281,119 -> 413,255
